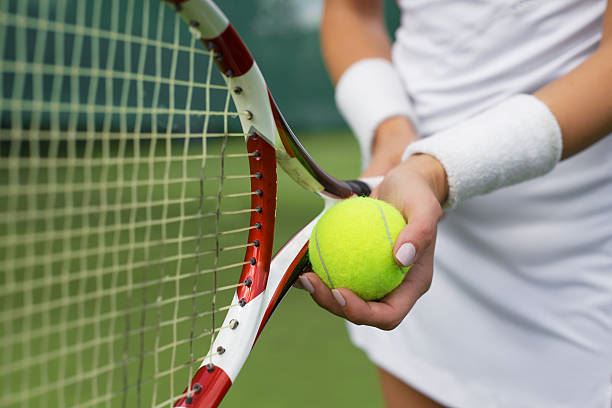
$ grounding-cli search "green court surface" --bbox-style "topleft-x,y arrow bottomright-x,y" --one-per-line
223,131 -> 383,407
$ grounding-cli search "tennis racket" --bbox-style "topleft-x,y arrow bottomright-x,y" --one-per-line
0,0 -> 377,406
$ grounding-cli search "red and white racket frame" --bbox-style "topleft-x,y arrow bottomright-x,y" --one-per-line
168,1 -> 375,406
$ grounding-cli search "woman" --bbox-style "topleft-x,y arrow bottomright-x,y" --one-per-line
297,1 -> 612,407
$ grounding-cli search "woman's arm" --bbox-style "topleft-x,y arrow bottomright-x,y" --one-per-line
536,5 -> 612,159
321,0 -> 390,82
321,0 -> 417,176
301,2 -> 612,330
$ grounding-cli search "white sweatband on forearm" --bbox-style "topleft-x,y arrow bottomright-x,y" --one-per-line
335,58 -> 417,166
402,94 -> 563,209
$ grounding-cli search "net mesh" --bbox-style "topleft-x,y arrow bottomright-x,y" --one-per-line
0,1 -> 253,406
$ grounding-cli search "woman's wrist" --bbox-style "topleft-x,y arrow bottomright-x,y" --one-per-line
372,116 -> 417,160
335,59 -> 417,167
403,154 -> 449,205
362,116 -> 418,177
402,94 -> 562,209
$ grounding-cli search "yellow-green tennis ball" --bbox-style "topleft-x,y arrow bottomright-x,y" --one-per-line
309,196 -> 410,300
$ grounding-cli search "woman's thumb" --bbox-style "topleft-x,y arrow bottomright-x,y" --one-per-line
393,213 -> 437,267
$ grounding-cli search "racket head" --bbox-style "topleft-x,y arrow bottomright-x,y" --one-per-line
0,0 -> 372,406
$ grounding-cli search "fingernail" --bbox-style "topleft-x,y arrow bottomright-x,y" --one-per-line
332,289 -> 346,307
298,275 -> 315,294
395,243 -> 416,266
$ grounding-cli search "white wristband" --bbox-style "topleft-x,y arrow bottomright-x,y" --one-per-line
402,94 -> 563,209
335,59 -> 417,166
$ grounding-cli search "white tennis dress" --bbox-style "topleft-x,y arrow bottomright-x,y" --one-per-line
346,1 -> 612,407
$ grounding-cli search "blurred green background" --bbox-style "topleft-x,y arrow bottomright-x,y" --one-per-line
219,0 -> 400,132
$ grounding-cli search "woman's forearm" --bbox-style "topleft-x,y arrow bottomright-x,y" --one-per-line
321,0 -> 390,83
535,35 -> 612,159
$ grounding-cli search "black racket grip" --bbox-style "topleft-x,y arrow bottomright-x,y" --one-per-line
345,179 -> 372,197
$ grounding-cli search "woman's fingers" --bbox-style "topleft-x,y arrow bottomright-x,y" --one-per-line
299,241 -> 434,331
300,272 -> 346,318
333,245 -> 434,330
332,288 -> 400,329
296,275 -> 314,293
393,205 -> 439,267
300,270 -> 411,329
379,243 -> 435,320
300,272 -> 402,329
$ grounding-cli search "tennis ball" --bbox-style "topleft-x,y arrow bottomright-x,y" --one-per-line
309,196 -> 410,300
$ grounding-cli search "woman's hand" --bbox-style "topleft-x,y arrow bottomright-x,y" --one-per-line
298,154 -> 448,330
361,116 -> 418,177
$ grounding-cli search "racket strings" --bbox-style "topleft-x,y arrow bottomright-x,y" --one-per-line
2,286 -> 247,380
0,235 -> 257,280
0,185 -> 258,247
0,254 -> 255,328
0,151 -> 251,168
10,314 -> 221,408
1,287 -> 230,355
0,195 -> 255,226
0,0 -> 256,407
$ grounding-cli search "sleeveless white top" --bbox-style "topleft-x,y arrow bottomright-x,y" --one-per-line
347,1 -> 612,407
